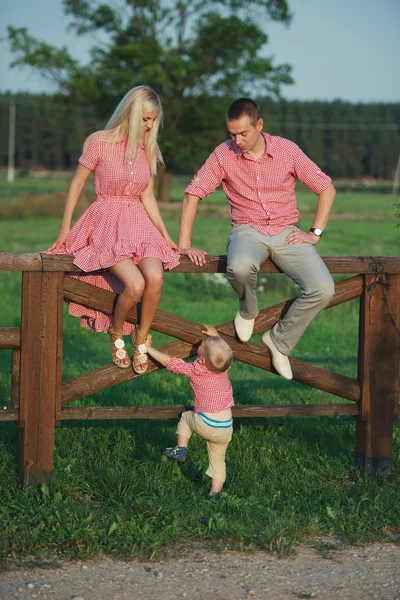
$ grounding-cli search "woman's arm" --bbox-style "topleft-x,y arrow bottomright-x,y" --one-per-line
48,164 -> 92,252
140,177 -> 179,250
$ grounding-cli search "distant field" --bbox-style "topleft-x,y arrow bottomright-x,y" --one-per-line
0,172 -> 398,220
0,179 -> 399,561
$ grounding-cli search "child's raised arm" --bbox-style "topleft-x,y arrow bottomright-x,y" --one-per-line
146,335 -> 173,367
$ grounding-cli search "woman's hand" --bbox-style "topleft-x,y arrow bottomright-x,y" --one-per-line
164,235 -> 181,254
48,225 -> 71,253
180,247 -> 208,266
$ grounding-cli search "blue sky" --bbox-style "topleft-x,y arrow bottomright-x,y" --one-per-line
1,0 -> 399,103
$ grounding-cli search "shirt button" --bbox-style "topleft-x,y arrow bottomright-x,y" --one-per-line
256,176 -> 260,181
130,172 -> 134,175
258,192 -> 261,197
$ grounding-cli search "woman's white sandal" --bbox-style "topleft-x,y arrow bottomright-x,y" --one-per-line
132,330 -> 149,374
108,328 -> 131,369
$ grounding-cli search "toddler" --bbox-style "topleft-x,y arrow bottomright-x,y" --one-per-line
146,325 -> 234,498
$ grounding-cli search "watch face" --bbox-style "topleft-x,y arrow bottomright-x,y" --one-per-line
314,228 -> 322,236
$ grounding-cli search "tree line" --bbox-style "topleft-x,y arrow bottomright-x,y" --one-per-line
1,93 -> 399,181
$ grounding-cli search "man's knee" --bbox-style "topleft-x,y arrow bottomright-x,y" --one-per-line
306,277 -> 335,305
320,277 -> 335,303
227,258 -> 259,283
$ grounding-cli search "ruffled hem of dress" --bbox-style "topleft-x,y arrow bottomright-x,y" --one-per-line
67,302 -> 136,334
70,239 -> 180,272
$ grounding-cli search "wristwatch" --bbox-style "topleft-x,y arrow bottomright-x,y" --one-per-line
309,227 -> 323,237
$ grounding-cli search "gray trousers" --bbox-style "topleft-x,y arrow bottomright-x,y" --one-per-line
226,224 -> 335,355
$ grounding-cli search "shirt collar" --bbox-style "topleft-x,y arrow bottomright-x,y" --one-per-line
234,132 -> 274,160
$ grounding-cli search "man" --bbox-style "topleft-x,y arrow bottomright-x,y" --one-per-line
179,98 -> 336,380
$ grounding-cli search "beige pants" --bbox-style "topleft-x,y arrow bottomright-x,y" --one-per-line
226,224 -> 335,355
177,411 -> 233,482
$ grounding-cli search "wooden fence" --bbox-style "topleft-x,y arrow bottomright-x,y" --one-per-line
0,253 -> 399,486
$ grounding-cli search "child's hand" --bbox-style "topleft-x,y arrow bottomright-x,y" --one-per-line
202,324 -> 219,337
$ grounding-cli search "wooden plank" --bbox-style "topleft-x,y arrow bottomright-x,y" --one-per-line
62,340 -> 193,404
62,277 -> 360,402
0,328 -> 21,349
0,253 -> 42,271
0,408 -> 19,421
356,273 -> 400,476
19,272 -> 64,486
61,403 -> 358,420
11,349 -> 20,408
230,343 -> 360,402
41,253 -> 83,273
218,275 -> 363,338
41,253 -> 400,274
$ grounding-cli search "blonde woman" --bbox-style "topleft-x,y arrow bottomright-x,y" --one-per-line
47,86 -> 180,374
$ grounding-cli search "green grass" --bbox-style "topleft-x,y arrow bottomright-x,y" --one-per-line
0,188 -> 399,563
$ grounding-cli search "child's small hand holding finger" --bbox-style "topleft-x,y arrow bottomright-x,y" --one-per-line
202,324 -> 218,337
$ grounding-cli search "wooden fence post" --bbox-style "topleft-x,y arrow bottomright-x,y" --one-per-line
19,271 -> 64,485
356,273 -> 400,476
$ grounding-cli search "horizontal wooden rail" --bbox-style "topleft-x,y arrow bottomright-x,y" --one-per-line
0,407 -> 19,421
0,328 -> 20,349
60,403 -> 359,420
0,253 -> 42,271
0,253 -> 399,274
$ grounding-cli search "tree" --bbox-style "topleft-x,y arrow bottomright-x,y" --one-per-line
8,0 -> 293,199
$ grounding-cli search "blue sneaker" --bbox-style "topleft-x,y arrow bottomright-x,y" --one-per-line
208,492 -> 221,501
164,446 -> 188,462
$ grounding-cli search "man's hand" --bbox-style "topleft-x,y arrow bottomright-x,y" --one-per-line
285,230 -> 320,245
180,247 -> 208,266
202,324 -> 219,337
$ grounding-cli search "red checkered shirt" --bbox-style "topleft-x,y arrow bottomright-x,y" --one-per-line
185,132 -> 332,235
166,358 -> 234,413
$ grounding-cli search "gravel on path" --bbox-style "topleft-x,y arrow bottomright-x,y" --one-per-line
1,543 -> 399,600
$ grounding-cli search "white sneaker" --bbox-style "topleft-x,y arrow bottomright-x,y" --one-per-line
261,331 -> 293,380
234,311 -> 255,342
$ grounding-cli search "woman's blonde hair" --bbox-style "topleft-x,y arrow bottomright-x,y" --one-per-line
86,86 -> 164,175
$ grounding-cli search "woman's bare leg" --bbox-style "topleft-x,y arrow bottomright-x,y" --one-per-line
136,257 -> 164,339
108,259 -> 145,332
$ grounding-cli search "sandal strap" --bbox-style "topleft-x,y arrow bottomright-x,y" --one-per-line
108,329 -> 130,365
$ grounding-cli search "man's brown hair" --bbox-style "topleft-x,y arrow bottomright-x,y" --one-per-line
226,98 -> 262,125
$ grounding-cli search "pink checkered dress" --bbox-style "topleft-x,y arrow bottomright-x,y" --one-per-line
46,131 -> 180,334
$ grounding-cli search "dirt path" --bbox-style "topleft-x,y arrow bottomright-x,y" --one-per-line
1,543 -> 400,600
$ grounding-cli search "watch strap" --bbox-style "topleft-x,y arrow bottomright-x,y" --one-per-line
309,227 -> 323,237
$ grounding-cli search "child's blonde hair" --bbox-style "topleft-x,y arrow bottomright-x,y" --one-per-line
84,85 -> 164,175
203,336 -> 233,373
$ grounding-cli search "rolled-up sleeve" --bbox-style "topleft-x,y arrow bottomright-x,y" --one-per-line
166,357 -> 196,377
79,132 -> 101,171
292,144 -> 332,194
185,151 -> 224,199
